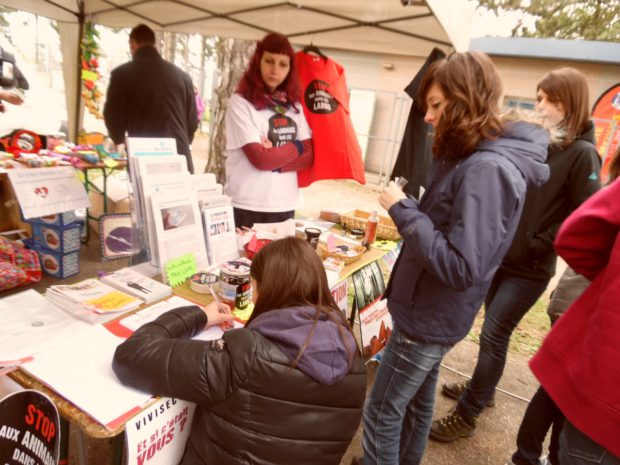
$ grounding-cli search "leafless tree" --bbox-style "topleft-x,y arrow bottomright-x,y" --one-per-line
204,37 -> 255,183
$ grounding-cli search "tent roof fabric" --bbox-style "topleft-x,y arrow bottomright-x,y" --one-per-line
8,0 -> 473,56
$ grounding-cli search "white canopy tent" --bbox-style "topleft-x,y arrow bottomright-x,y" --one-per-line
1,0 -> 474,140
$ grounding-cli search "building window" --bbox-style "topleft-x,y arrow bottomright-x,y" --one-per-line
504,96 -> 535,111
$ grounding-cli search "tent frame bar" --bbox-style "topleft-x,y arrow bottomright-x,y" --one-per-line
81,0 -> 451,48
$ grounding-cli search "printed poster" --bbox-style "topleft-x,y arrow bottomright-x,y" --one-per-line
7,166 -> 89,219
0,390 -> 60,465
125,398 -> 196,465
330,279 -> 348,316
358,299 -> 393,359
352,262 -> 392,359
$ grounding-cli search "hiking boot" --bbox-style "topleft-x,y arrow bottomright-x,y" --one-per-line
429,408 -> 478,442
442,380 -> 496,407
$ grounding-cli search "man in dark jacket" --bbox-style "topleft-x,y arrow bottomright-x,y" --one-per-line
103,24 -> 198,173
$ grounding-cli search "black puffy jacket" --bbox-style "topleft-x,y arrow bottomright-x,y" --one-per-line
501,121 -> 601,280
112,306 -> 366,465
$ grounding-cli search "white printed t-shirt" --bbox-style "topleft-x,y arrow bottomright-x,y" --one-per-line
224,93 -> 311,212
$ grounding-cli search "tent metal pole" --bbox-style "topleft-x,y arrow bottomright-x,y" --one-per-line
74,0 -> 85,142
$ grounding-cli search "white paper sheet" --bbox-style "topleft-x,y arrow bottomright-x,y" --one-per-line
7,166 -> 90,219
0,290 -> 90,366
9,294 -> 241,430
22,324 -> 152,428
150,189 -> 209,282
119,296 -> 243,338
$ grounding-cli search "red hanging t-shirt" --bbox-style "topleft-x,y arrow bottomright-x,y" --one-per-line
295,52 -> 366,187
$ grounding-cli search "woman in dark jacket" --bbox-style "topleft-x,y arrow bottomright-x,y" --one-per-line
432,67 -> 602,448
113,237 -> 366,465
361,51 -> 550,465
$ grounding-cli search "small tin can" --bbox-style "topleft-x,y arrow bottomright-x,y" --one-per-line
219,258 -> 252,309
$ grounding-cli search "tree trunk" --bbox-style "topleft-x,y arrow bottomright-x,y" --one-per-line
204,37 -> 255,183
163,31 -> 177,62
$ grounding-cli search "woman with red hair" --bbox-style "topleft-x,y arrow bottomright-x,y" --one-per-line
225,33 -> 313,229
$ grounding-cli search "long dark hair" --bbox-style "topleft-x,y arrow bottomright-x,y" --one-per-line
247,237 -> 356,367
537,67 -> 590,148
236,33 -> 301,110
419,51 -> 503,161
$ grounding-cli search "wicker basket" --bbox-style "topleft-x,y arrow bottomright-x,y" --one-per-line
318,242 -> 366,265
340,210 -> 400,241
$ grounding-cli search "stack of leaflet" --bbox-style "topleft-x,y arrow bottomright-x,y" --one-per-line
202,194 -> 239,266
46,278 -> 142,324
100,267 -> 171,304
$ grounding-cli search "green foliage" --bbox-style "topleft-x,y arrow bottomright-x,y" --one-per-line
478,0 -> 620,42
0,6 -> 14,45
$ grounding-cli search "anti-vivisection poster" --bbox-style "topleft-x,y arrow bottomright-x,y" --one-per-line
125,398 -> 195,465
0,390 -> 60,465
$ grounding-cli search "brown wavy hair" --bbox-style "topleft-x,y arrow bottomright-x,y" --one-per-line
537,67 -> 590,148
419,51 -> 503,160
247,237 -> 356,368
607,145 -> 620,184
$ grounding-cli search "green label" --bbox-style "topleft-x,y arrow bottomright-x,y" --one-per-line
165,253 -> 197,287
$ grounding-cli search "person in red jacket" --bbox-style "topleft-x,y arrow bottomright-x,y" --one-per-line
530,172 -> 620,465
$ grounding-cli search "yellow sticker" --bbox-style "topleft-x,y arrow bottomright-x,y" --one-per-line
165,253 -> 197,287
81,70 -> 98,81
233,303 -> 254,323
103,157 -> 118,168
85,291 -> 138,313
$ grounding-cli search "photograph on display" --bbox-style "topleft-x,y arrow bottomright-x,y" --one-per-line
161,205 -> 194,231
99,213 -> 133,260
209,220 -> 231,236
352,262 -> 392,359
150,190 -> 209,283
352,261 -> 385,311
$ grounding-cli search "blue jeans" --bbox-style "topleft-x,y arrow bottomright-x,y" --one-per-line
363,325 -> 452,465
559,421 -> 620,465
457,269 -> 550,420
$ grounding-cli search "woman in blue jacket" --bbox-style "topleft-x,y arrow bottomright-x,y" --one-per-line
431,67 -> 602,452
361,51 -> 550,465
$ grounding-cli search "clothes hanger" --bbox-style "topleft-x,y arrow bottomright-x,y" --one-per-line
302,42 -> 327,60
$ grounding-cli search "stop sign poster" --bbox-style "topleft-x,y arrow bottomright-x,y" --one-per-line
592,83 -> 620,180
0,390 -> 60,465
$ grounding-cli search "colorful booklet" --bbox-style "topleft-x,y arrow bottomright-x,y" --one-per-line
100,267 -> 171,304
46,279 -> 142,324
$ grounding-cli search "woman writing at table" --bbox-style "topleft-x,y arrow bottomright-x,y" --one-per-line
113,237 -> 366,465
224,32 -> 314,229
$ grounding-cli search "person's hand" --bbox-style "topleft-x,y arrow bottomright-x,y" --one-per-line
260,136 -> 273,149
0,89 -> 24,106
203,301 -> 233,329
379,181 -> 407,211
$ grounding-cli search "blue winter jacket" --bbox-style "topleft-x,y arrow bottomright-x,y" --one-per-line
384,121 -> 549,345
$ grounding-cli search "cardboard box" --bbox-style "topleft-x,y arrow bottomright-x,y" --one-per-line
32,222 -> 81,254
27,211 -> 78,227
88,190 -> 130,236
24,239 -> 79,279
0,173 -> 31,235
